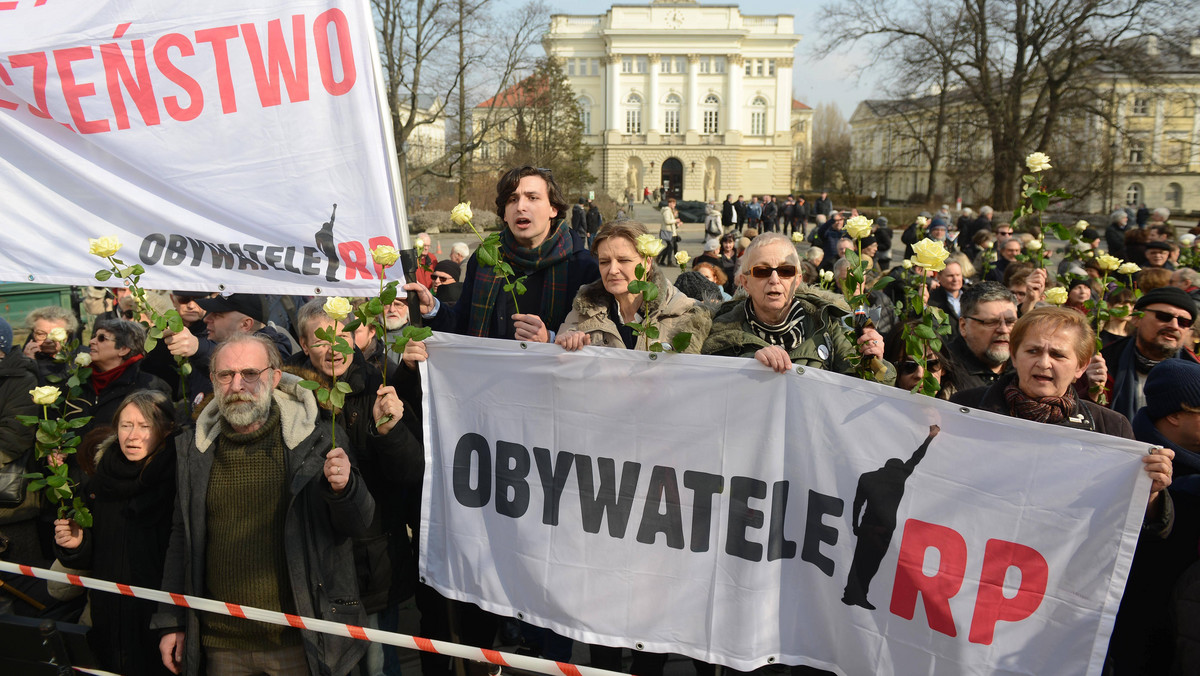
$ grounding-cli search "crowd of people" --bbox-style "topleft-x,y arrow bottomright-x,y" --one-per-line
1,165 -> 1199,675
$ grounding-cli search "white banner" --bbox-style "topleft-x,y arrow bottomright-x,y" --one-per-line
420,334 -> 1154,676
0,0 -> 406,295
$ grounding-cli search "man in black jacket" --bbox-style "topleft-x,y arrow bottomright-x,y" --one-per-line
761,194 -> 779,233
721,193 -> 739,231
813,191 -> 833,220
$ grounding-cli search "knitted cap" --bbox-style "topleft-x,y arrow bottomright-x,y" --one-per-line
1135,287 -> 1198,322
674,271 -> 722,303
1144,359 -> 1200,421
0,316 -> 11,353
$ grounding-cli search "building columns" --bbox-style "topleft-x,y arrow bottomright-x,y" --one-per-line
647,54 -> 660,132
606,54 -> 620,132
727,54 -> 744,132
686,53 -> 700,132
775,57 -> 793,138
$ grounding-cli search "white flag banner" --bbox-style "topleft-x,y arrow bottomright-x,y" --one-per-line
420,334 -> 1154,676
0,0 -> 405,295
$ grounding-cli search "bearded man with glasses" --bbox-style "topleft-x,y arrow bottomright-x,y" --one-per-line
702,233 -> 895,384
1100,287 -> 1200,421
153,332 -> 374,676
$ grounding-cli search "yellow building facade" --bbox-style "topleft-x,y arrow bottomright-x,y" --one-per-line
849,37 -> 1200,214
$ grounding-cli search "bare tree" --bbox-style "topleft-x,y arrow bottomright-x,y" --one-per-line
372,0 -> 549,199
812,102 -> 853,193
497,58 -> 594,196
816,0 -> 1186,210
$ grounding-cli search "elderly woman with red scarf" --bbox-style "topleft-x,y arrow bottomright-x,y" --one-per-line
77,319 -> 172,435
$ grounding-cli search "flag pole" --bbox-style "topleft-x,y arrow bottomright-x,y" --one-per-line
360,1 -> 423,324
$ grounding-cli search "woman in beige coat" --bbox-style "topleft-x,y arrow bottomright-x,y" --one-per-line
556,222 -> 711,353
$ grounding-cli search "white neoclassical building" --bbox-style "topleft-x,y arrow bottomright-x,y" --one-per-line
544,0 -> 803,202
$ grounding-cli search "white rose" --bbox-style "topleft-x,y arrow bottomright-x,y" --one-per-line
30,386 -> 60,406
635,233 -> 666,259
88,236 -> 122,258
1025,152 -> 1052,173
371,245 -> 400,267
74,353 -> 92,368
450,202 -> 473,227
323,296 -> 352,322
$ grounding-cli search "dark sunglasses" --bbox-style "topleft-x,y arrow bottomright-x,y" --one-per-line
1144,309 -> 1192,327
748,264 -> 798,279
92,333 -> 114,343
897,358 -> 941,375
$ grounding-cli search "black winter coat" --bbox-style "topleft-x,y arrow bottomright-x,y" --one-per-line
57,435 -> 177,676
0,351 -> 38,525
284,353 -> 423,612
0,351 -> 37,466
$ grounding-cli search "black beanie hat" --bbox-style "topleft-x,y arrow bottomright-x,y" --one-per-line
1135,287 -> 1197,323
1144,359 -> 1200,421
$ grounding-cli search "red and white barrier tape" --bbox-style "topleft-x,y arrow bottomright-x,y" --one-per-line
0,561 -> 625,676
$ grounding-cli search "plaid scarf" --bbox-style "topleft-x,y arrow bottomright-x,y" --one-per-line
1004,381 -> 1074,424
467,220 -> 573,337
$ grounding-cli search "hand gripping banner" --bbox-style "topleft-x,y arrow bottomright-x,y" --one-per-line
0,0 -> 407,295
419,334 -> 1154,676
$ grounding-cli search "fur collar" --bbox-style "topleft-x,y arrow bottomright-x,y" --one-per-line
193,372 -> 319,454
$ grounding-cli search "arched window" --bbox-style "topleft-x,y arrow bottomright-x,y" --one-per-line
625,93 -> 642,134
750,96 -> 768,135
702,93 -> 720,134
578,97 -> 592,135
663,93 -> 681,134
1166,182 -> 1183,209
1125,183 -> 1143,206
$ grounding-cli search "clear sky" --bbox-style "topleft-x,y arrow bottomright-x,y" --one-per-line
536,0 -> 878,117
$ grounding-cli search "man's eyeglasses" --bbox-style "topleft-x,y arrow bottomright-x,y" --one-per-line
432,273 -> 456,285
748,264 -> 798,279
1143,309 -> 1192,327
964,315 -> 1017,329
212,367 -> 273,385
897,358 -> 941,375
996,229 -> 1014,236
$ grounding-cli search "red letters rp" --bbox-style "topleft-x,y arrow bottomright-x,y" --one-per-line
890,519 -> 1049,645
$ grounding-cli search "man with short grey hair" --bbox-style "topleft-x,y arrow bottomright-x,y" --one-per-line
945,281 -> 1018,391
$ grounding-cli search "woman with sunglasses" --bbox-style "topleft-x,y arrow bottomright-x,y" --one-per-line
702,233 -> 895,384
556,222 -> 711,353
78,319 -> 172,435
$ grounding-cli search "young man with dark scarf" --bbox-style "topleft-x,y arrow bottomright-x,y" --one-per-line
1100,287 -> 1199,422
400,166 -> 604,675
406,165 -> 599,342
